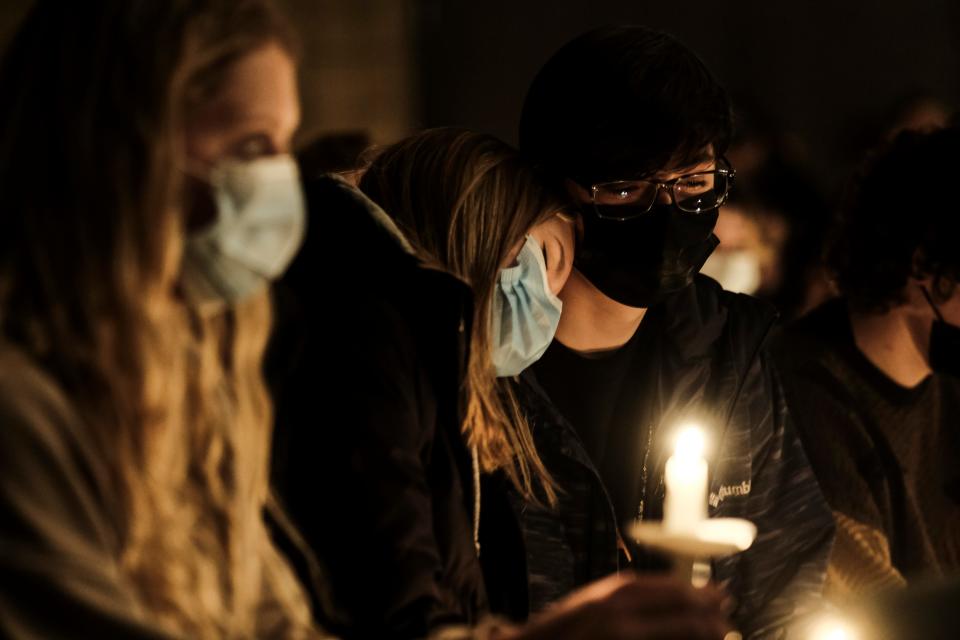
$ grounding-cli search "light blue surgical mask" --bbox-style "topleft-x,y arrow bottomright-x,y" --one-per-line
491,235 -> 563,377
181,154 -> 306,306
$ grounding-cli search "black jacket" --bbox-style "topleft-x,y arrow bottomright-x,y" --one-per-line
509,277 -> 835,639
269,176 -> 491,638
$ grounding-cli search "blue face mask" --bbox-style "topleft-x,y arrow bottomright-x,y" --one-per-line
491,235 -> 563,377
181,154 -> 306,307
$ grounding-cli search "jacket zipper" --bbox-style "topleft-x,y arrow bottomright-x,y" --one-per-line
636,422 -> 657,523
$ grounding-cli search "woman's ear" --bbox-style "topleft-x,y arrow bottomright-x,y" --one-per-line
531,214 -> 576,296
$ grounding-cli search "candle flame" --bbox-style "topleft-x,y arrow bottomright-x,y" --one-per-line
674,425 -> 706,459
807,615 -> 858,640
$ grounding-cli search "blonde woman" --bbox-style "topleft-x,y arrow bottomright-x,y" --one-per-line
271,129 -> 730,639
0,1 -> 322,637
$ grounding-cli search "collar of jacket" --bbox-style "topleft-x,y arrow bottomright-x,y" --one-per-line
324,172 -> 417,254
294,173 -> 475,331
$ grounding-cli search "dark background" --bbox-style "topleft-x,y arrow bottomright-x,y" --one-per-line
415,0 -> 960,191
3,0 -> 958,191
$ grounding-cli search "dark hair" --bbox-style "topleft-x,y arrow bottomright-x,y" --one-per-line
519,25 -> 733,187
828,125 -> 960,311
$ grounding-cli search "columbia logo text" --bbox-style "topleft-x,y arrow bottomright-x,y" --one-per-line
709,481 -> 751,508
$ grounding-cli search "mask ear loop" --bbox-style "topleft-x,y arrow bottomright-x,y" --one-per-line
920,285 -> 946,322
562,208 -> 586,261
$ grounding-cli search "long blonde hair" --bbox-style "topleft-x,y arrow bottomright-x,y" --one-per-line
359,128 -> 563,504
0,1 -> 313,636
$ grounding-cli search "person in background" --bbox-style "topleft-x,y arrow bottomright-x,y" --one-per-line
771,126 -> 960,603
837,90 -> 956,200
514,26 -> 834,638
712,99 -> 835,321
0,1 -> 323,637
269,127 -> 732,640
702,157 -> 835,321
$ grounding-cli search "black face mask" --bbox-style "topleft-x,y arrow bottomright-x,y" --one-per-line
574,202 -> 720,308
921,286 -> 960,378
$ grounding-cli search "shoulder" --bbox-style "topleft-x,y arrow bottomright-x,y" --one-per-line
768,299 -> 856,391
287,174 -> 420,297
0,344 -> 114,498
701,275 -> 779,343
0,343 -> 119,503
0,346 -> 163,636
0,343 -> 121,547
766,303 -> 880,446
303,174 -> 415,259
693,273 -> 777,317
770,298 -> 847,352
663,275 -> 779,361
291,174 -> 472,320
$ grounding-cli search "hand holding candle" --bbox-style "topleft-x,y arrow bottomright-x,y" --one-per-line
664,425 -> 708,534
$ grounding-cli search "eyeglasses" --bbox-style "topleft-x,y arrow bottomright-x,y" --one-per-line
589,159 -> 735,221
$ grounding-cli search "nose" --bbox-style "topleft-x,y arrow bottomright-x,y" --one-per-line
654,183 -> 674,205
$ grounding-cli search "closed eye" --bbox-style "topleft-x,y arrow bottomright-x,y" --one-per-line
229,133 -> 278,161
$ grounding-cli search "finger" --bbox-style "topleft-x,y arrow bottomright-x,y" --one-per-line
608,576 -> 727,613
556,573 -> 637,609
626,613 -> 732,640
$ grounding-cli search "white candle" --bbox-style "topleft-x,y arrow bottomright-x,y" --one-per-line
663,425 -> 708,534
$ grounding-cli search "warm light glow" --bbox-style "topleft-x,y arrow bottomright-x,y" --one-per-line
807,615 -> 858,640
674,425 -> 706,459
664,423 -> 709,534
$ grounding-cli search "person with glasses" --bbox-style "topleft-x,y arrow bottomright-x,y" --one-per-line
269,128 -> 733,640
771,126 -> 960,603
496,26 -> 835,638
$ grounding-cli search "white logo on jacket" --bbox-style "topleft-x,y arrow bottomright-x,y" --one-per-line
709,480 -> 751,508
